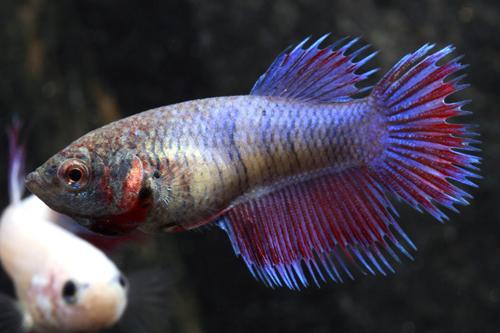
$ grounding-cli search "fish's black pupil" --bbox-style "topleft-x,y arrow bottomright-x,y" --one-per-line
119,275 -> 127,288
68,168 -> 82,182
62,280 -> 77,304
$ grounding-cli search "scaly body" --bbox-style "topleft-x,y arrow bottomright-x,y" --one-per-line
73,95 -> 383,232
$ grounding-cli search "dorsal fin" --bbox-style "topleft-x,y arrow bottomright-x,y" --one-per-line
250,34 -> 378,103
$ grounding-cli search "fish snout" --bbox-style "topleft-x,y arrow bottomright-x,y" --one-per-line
86,280 -> 128,327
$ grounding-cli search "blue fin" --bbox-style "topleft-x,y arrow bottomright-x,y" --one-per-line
370,44 -> 480,221
250,34 -> 378,102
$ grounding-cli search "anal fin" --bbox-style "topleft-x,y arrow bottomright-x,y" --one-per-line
218,168 -> 414,289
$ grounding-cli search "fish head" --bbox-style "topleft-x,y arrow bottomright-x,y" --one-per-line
25,145 -> 103,217
53,273 -> 128,331
26,144 -> 149,235
27,265 -> 128,331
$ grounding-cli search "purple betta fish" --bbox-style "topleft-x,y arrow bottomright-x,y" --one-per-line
26,35 -> 480,289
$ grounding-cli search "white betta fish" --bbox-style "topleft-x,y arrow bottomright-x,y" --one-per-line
0,124 -> 170,333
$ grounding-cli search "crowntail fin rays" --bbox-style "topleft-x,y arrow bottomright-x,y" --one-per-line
370,44 -> 480,221
218,41 -> 478,289
251,35 -> 377,103
218,168 -> 414,289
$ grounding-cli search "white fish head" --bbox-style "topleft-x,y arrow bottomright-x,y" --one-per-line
25,253 -> 128,332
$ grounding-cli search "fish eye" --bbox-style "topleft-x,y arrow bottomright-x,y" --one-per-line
118,274 -> 128,289
58,159 -> 90,191
62,280 -> 78,305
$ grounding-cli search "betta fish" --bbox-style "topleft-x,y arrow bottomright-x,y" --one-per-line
26,35 -> 480,289
0,124 -> 170,332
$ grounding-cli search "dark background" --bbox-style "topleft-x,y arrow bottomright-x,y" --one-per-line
0,0 -> 499,332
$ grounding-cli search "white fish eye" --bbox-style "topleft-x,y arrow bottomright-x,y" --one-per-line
62,280 -> 78,305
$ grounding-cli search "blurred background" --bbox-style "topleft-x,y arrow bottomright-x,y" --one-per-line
0,0 -> 498,332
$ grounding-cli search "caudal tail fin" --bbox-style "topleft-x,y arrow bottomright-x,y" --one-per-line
369,44 -> 480,220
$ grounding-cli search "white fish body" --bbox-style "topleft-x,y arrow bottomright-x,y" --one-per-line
0,194 -> 127,332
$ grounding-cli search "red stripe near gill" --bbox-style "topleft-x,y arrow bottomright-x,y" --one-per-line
93,156 -> 151,235
95,200 -> 151,234
117,157 -> 144,210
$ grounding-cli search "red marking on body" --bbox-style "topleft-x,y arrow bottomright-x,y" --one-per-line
91,157 -> 151,235
94,201 -> 151,234
118,157 -> 143,210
